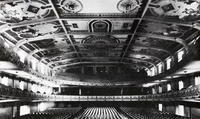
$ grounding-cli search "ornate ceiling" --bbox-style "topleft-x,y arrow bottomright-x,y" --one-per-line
0,0 -> 200,85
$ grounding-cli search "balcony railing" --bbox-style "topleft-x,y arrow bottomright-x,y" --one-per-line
0,83 -> 200,102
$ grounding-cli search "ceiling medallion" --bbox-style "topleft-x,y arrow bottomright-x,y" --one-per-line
117,0 -> 141,14
0,0 -> 50,23
60,0 -> 83,13
82,35 -> 120,50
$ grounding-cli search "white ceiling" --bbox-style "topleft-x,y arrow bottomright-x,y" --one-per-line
80,0 -> 120,13
174,61 -> 200,75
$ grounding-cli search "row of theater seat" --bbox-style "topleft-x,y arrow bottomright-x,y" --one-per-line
120,107 -> 190,119
13,107 -> 81,119
0,83 -> 32,98
42,107 -> 81,115
0,83 -> 50,99
147,84 -> 200,99
76,107 -> 127,119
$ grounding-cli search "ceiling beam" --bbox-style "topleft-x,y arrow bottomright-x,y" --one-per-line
67,31 -> 132,35
120,0 -> 152,62
61,14 -> 141,19
48,0 -> 81,60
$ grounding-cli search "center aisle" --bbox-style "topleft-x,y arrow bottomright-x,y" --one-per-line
75,107 -> 130,119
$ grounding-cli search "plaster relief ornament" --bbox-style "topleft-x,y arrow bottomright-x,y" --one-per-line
60,0 -> 83,13
117,0 -> 142,14
0,0 -> 50,23
11,23 -> 60,38
143,22 -> 184,37
150,0 -> 200,20
82,35 -> 120,50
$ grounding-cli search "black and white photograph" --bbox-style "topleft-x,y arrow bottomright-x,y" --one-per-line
0,0 -> 200,119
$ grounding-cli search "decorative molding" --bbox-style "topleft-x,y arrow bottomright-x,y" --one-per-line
81,35 -> 120,50
117,0 -> 142,14
60,0 -> 83,13
0,0 -> 50,23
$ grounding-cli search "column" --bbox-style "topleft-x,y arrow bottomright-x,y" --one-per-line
12,79 -> 14,88
27,82 -> 28,91
11,106 -> 13,119
79,88 -> 82,95
16,106 -> 20,117
189,107 -> 192,119
58,86 -> 61,94
120,88 -> 123,95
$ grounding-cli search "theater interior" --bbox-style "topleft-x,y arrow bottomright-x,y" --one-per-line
0,0 -> 200,119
